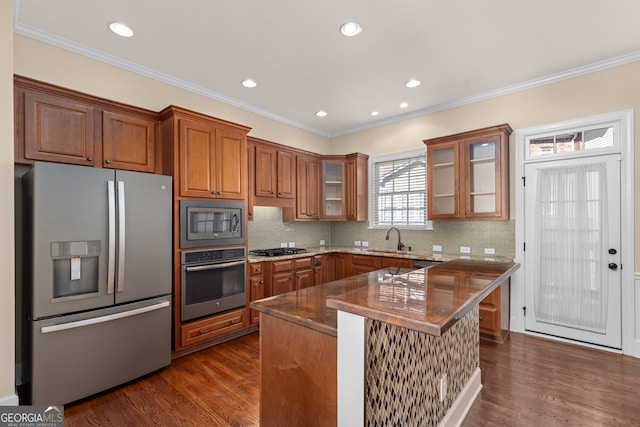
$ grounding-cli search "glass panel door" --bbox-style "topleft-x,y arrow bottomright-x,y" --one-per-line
467,140 -> 497,214
430,145 -> 457,215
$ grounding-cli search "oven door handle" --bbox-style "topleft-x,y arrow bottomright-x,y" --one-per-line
185,260 -> 246,272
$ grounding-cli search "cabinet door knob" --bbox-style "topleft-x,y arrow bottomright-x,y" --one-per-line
454,210 -> 458,215
105,159 -> 112,164
218,191 -> 222,195
259,280 -> 264,284
466,211 -> 470,216
86,156 -> 93,161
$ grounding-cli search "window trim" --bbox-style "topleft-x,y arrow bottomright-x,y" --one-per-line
368,148 -> 433,230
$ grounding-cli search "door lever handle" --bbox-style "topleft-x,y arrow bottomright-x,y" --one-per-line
608,263 -> 618,271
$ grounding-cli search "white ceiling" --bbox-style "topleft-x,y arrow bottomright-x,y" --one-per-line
13,0 -> 640,137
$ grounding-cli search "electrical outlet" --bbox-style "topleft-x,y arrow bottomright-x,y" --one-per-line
362,241 -> 369,247
280,242 -> 288,248
288,242 -> 296,248
354,240 -> 361,247
439,373 -> 447,402
460,246 -> 471,254
432,245 -> 442,252
484,248 -> 495,255
320,240 -> 325,246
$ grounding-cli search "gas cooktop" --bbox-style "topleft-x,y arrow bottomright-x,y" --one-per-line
249,248 -> 307,257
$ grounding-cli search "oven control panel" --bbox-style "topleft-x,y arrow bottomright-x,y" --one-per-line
182,247 -> 246,264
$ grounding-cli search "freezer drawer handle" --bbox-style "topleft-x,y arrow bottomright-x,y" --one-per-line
40,301 -> 170,334
117,181 -> 126,293
107,181 -> 116,295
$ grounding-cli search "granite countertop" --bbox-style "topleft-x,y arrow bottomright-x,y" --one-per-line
248,246 -> 512,263
250,258 -> 519,337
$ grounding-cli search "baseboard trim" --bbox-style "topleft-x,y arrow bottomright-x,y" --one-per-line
0,393 -> 20,406
438,367 -> 482,427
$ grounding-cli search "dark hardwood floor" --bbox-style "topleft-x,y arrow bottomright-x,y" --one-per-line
63,331 -> 640,426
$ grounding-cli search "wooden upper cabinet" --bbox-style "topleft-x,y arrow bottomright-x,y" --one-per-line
321,158 -> 346,219
254,143 -> 277,198
179,119 -> 216,197
283,154 -> 320,221
217,128 -> 247,199
345,153 -> 368,221
102,110 -> 156,172
424,124 -> 512,220
164,107 -> 249,200
21,89 -> 96,166
15,76 -> 160,173
251,138 -> 295,207
277,150 -> 295,199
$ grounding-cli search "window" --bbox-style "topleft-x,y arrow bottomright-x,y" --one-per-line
527,124 -> 616,159
369,149 -> 431,229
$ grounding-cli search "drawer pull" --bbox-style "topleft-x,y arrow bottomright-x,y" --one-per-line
479,316 -> 483,321
229,319 -> 235,325
198,329 -> 205,335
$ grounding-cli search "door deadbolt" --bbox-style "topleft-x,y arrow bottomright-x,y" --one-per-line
608,248 -> 617,255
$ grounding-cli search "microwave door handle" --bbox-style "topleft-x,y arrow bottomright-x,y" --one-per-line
117,181 -> 126,293
107,181 -> 116,295
185,260 -> 246,272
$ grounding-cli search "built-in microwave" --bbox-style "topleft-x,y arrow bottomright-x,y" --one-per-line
180,200 -> 245,248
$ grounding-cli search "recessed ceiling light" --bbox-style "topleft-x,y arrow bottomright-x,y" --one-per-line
340,21 -> 362,37
315,110 -> 328,117
241,79 -> 257,88
400,102 -> 409,108
370,111 -> 379,116
109,22 -> 134,38
405,79 -> 421,88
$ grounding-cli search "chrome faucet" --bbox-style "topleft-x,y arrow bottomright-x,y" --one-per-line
385,227 -> 405,251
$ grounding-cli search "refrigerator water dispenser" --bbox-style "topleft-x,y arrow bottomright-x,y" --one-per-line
51,240 -> 100,299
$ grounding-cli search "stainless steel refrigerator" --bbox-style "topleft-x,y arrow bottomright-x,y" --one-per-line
22,161 -> 172,405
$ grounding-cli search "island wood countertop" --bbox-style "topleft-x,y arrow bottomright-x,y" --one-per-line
250,259 -> 519,337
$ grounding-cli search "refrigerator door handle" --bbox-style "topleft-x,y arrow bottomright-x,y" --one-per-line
40,301 -> 170,334
107,181 -> 116,295
117,180 -> 126,293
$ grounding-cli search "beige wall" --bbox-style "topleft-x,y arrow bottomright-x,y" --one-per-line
13,36 -> 331,155
331,62 -> 640,269
1,0 -> 15,403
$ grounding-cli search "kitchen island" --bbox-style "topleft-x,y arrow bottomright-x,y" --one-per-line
250,259 -> 519,426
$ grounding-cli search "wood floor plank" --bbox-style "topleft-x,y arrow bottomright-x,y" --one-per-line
62,331 -> 640,426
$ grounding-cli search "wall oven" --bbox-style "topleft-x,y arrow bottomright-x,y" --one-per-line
181,247 -> 246,322
180,200 -> 245,248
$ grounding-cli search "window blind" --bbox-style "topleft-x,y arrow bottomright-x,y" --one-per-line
372,153 -> 426,227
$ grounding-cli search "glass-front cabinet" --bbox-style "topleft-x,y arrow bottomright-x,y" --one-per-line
321,158 -> 346,219
425,124 -> 512,220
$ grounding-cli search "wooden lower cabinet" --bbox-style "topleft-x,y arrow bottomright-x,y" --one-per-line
249,263 -> 265,325
479,279 -> 510,342
351,254 -> 380,275
333,253 -> 350,280
294,257 -> 314,290
259,313 -> 336,426
351,254 -> 413,275
180,309 -> 247,348
268,257 -> 315,297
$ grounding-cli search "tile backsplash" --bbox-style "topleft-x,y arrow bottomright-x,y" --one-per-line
331,220 -> 516,258
248,207 -> 332,250
248,206 -> 515,259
